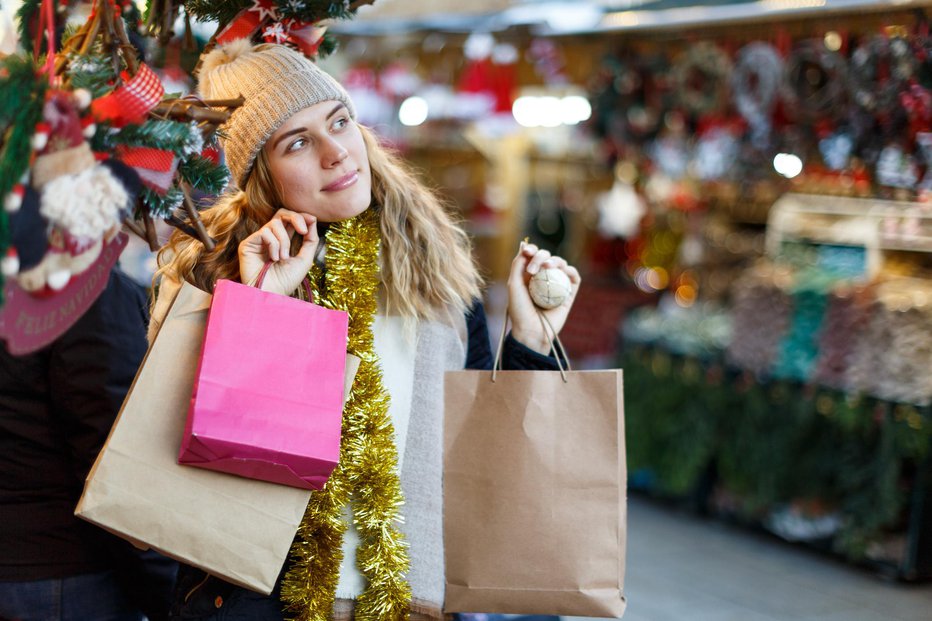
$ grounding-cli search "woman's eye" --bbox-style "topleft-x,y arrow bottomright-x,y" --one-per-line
287,137 -> 307,152
332,117 -> 348,131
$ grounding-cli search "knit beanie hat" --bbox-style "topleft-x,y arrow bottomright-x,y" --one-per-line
198,41 -> 356,188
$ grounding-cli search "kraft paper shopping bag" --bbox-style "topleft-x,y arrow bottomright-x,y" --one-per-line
76,281 -> 358,594
443,329 -> 626,617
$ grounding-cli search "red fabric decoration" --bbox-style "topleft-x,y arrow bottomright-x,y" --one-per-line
261,19 -> 325,57
216,0 -> 279,44
114,145 -> 177,194
91,63 -> 165,127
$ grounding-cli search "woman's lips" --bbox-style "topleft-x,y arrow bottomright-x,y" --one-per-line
322,171 -> 358,192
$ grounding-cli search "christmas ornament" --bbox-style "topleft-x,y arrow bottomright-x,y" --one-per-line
596,178 -> 646,239
781,41 -> 848,121
529,267 -> 572,310
672,42 -> 731,115
692,127 -> 740,181
90,62 -> 165,127
849,35 -> 916,115
819,131 -> 854,171
731,42 -> 782,147
875,144 -> 919,188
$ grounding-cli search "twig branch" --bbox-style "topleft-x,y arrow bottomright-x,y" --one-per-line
182,184 -> 215,251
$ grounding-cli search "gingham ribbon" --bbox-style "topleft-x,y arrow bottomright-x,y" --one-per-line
91,63 -> 165,127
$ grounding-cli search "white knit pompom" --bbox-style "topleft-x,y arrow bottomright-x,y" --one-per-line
1,251 -> 20,277
4,186 -> 23,212
528,268 -> 572,310
199,39 -> 256,81
39,165 -> 127,239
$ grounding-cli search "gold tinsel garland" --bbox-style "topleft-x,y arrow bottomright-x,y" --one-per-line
282,208 -> 412,621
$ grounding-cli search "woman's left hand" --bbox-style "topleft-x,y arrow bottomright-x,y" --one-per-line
507,242 -> 581,355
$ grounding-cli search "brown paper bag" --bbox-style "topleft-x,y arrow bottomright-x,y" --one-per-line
76,282 -> 360,594
443,357 -> 626,617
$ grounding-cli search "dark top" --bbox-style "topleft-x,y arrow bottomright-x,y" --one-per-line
0,269 -> 176,619
464,299 -> 565,371
0,269 -> 148,579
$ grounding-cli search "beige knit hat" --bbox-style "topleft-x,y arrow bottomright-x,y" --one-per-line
198,40 -> 356,188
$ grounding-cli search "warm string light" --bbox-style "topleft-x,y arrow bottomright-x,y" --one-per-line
282,208 -> 411,621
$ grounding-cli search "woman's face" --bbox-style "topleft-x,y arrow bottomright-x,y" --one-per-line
263,101 -> 371,222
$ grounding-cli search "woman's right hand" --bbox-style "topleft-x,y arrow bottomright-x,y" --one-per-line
238,208 -> 319,296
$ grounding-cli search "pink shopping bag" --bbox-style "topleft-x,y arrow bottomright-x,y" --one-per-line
178,274 -> 348,490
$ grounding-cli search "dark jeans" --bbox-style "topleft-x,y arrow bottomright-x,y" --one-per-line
170,569 -> 284,621
0,570 -> 143,621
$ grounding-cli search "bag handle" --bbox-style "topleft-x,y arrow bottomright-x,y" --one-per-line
254,262 -> 314,303
492,306 -> 570,383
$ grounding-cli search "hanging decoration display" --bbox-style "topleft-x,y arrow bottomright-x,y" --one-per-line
0,0 -> 244,336
589,19 -> 932,219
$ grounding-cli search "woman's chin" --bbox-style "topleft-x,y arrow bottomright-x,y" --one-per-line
319,197 -> 372,223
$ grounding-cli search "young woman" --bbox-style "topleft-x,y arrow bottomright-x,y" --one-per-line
150,41 -> 581,621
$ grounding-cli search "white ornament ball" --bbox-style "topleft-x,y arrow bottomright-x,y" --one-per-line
73,88 -> 92,110
47,269 -> 71,291
4,188 -> 23,212
83,122 -> 97,138
31,132 -> 48,151
528,267 -> 572,310
1,252 -> 20,277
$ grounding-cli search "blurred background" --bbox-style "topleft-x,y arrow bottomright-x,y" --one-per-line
4,0 -> 932,618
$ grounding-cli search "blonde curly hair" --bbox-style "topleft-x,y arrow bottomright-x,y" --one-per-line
154,125 -> 482,320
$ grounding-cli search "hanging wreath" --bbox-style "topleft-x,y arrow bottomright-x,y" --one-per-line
849,35 -> 917,115
731,42 -> 783,127
672,42 -> 732,116
781,40 -> 848,122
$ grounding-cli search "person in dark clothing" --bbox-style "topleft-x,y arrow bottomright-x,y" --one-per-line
0,268 -> 178,621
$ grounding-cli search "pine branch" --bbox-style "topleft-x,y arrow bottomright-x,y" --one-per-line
183,0 -> 360,30
108,120 -> 204,157
317,32 -> 338,59
0,55 -> 46,206
15,0 -> 42,54
179,155 -> 230,194
183,0 -> 250,27
142,185 -> 185,219
66,51 -> 119,99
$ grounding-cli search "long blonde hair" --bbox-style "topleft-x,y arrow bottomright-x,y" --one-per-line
155,125 -> 482,319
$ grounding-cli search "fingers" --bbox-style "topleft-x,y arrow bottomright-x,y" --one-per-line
275,209 -> 311,236
258,229 -> 280,262
521,242 -> 551,275
262,211 -> 318,261
295,216 -> 320,261
266,219 -> 292,260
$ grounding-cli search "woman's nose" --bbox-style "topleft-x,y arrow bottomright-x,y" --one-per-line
322,138 -> 348,168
